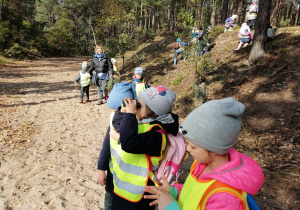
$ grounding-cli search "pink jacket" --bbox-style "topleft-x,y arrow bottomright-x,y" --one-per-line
173,148 -> 265,209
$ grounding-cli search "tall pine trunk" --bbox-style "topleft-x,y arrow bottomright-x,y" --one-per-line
221,0 -> 229,23
295,0 -> 299,26
249,0 -> 272,65
211,1 -> 217,27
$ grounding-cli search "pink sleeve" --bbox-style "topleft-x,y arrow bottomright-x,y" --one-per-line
250,32 -> 253,39
172,183 -> 184,200
205,192 -> 244,210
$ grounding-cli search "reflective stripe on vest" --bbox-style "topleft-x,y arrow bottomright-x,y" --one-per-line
178,160 -> 248,210
110,122 -> 167,202
80,71 -> 91,87
135,80 -> 146,96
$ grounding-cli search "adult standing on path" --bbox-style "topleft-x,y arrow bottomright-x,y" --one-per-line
88,45 -> 114,105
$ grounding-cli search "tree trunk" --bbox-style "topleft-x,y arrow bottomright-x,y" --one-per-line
210,0 -> 217,27
294,0 -> 299,26
140,0 -> 143,28
0,0 -> 4,20
236,0 -> 243,25
152,12 -> 155,31
167,7 -> 170,31
229,0 -> 235,16
286,1 -> 293,22
274,0 -> 283,27
221,0 -> 229,23
249,0 -> 272,66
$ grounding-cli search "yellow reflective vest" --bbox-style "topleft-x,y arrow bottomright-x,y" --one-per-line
80,71 -> 91,87
178,160 -> 249,210
110,121 -> 167,202
135,79 -> 146,97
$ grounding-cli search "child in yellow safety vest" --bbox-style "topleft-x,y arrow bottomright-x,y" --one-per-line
108,86 -> 179,210
74,61 -> 91,103
111,58 -> 120,80
144,97 -> 265,210
131,67 -> 150,100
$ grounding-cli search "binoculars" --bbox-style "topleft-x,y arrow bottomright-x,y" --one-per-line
122,99 -> 141,108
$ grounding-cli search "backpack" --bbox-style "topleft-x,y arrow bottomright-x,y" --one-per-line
173,42 -> 180,50
249,4 -> 257,13
154,130 -> 186,182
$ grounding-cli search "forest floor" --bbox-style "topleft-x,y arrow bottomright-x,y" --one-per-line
0,26 -> 299,209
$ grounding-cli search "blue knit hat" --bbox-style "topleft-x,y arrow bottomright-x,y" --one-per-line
176,38 -> 181,43
107,82 -> 134,109
135,67 -> 143,75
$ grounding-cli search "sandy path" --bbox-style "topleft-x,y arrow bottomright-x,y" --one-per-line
0,57 -> 110,210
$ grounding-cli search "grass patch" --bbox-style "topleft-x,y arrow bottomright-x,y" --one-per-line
172,75 -> 182,85
0,55 -> 12,65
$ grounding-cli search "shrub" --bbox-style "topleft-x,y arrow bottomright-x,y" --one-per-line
172,75 -> 182,86
209,25 -> 225,39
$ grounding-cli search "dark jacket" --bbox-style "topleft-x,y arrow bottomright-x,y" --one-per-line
97,107 -> 179,204
87,53 -> 113,76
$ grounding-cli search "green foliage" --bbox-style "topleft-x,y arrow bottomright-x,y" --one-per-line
44,16 -> 76,55
279,19 -> 291,27
5,43 -> 42,60
196,58 -> 213,80
209,25 -> 224,39
107,33 -> 132,57
177,9 -> 196,31
133,53 -> 146,65
0,21 -> 12,49
172,75 -> 182,86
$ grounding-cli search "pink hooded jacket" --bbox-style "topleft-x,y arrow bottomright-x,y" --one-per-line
173,148 -> 265,209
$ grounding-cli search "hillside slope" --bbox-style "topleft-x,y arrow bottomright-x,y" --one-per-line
118,26 -> 300,209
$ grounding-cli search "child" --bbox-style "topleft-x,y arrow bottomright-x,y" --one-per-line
144,97 -> 265,209
197,27 -> 210,56
267,25 -> 275,41
235,23 -> 253,51
111,58 -> 120,80
131,67 -> 150,100
173,38 -> 189,65
224,14 -> 238,32
97,82 -> 135,210
74,61 -> 91,103
109,86 -> 179,210
247,0 -> 258,29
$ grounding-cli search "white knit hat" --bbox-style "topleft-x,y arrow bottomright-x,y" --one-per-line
135,67 -> 143,75
82,61 -> 88,70
111,58 -> 116,64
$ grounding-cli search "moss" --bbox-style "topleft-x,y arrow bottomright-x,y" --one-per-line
172,75 -> 182,85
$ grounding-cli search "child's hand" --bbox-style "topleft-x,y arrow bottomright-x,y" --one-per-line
97,170 -> 107,186
158,174 -> 171,193
144,186 -> 175,209
123,97 -> 136,114
110,128 -> 120,140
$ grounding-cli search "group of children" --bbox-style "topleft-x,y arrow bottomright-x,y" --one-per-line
95,79 -> 265,209
75,56 -> 149,104
74,1 -> 267,208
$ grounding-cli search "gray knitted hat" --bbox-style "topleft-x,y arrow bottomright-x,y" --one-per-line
179,97 -> 245,155
138,86 -> 176,116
